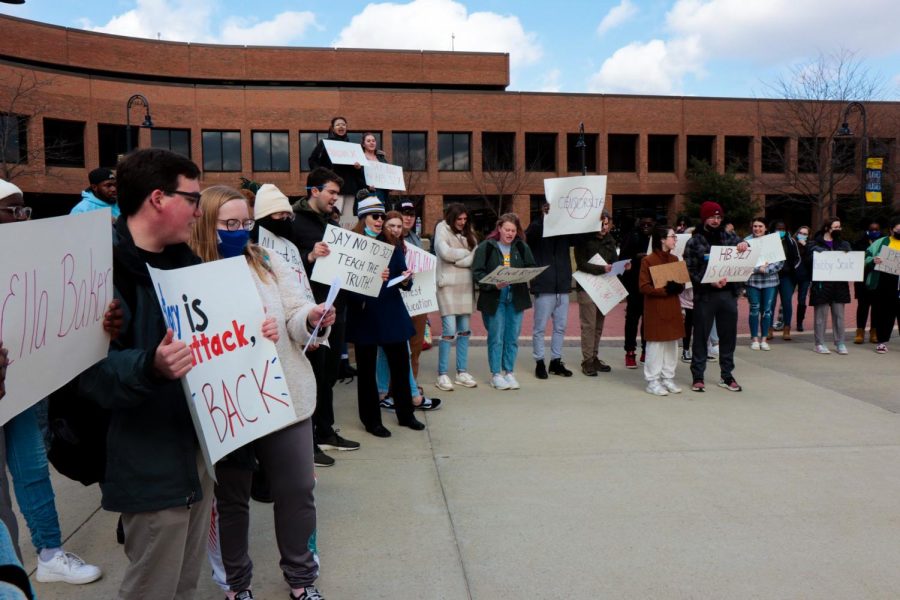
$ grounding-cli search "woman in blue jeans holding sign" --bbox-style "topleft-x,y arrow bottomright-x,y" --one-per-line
472,213 -> 536,391
744,218 -> 784,351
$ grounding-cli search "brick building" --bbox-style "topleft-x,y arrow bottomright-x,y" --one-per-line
1,14 -> 898,236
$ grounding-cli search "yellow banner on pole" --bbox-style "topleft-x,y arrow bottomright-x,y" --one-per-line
866,157 -> 883,203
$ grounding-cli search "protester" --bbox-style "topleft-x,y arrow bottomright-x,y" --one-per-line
769,220 -> 800,341
853,218 -> 882,344
794,225 -> 813,332
472,213 -> 536,390
251,183 -> 295,242
684,201 -> 749,392
307,117 -> 365,218
865,216 -> 900,354
619,211 -> 655,368
433,203 -> 478,391
360,132 -> 389,204
744,218 -> 783,351
70,167 -> 119,220
191,185 -> 331,600
639,227 -> 685,395
809,217 -> 852,355
526,200 -> 574,379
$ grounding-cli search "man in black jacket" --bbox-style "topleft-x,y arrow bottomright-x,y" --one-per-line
619,211 -> 655,368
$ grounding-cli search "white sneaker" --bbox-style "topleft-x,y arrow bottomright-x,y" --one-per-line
646,381 -> 669,396
750,341 -> 761,350
661,379 -> 683,394
504,372 -> 520,390
454,371 -> 478,388
760,341 -> 771,351
435,374 -> 454,391
36,550 -> 102,584
814,344 -> 831,354
490,373 -> 510,390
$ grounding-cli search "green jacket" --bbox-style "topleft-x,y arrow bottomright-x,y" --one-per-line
471,237 -> 536,315
865,236 -> 892,291
573,232 -> 619,290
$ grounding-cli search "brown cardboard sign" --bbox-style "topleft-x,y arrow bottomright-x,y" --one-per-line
649,260 -> 690,289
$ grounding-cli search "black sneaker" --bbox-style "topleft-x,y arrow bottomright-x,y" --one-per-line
379,396 -> 395,411
414,396 -> 442,410
535,359 -> 548,379
548,358 -> 573,377
718,377 -> 742,392
314,445 -> 335,467
234,591 -> 254,600
317,430 -> 360,452
592,357 -> 612,373
290,586 -> 325,600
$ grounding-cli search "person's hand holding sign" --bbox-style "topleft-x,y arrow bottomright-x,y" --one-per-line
0,342 -> 8,400
308,241 -> 330,264
261,315 -> 279,343
308,304 -> 336,329
103,299 -> 124,340
153,328 -> 193,379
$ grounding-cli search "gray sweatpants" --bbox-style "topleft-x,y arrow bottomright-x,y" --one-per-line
532,293 -> 569,361
814,302 -> 846,346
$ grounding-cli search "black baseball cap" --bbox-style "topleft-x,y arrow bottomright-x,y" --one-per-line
89,168 -> 115,185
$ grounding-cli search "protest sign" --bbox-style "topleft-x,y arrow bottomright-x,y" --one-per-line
478,265 -> 548,285
542,176 -> 607,237
0,210 -> 113,425
364,161 -> 406,191
148,257 -> 298,468
750,233 -> 786,265
874,246 -> 900,276
323,139 -> 366,166
650,260 -> 691,289
645,233 -> 690,259
701,245 -> 762,284
812,251 -> 865,282
573,271 -> 628,315
311,224 -> 394,297
401,244 -> 438,317
257,228 -> 316,305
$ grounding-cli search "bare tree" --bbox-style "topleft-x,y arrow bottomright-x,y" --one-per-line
467,152 -> 538,220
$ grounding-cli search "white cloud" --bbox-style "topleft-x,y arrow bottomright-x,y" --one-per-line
333,0 -> 541,68
588,37 -> 703,94
219,12 -> 319,46
596,0 -> 637,36
538,68 -> 561,93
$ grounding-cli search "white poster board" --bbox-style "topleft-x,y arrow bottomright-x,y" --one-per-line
323,139 -> 366,166
401,244 -> 438,316
311,224 -> 394,297
646,233 -> 691,259
751,233 -> 786,265
542,176 -> 607,237
148,258 -> 298,468
874,246 -> 900,276
812,251 -> 865,282
0,210 -> 113,425
364,161 -> 406,191
257,228 -> 316,305
700,245 -> 763,284
478,265 -> 548,285
573,271 -> 629,315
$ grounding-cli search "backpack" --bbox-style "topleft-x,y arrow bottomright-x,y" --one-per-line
46,375 -> 109,486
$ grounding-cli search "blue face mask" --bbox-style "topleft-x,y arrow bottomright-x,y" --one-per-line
867,230 -> 882,240
797,234 -> 808,242
778,231 -> 786,239
217,229 -> 250,258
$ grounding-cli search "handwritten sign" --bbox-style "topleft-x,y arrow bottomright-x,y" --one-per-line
813,251 -> 865,282
750,233 -> 786,265
323,139 -> 367,166
701,245 -> 762,284
311,224 -> 393,297
542,176 -> 607,237
0,210 -> 113,425
573,271 -> 628,315
401,244 -> 438,316
478,266 -> 548,286
148,257 -> 297,467
257,228 -> 316,305
364,161 -> 406,191
874,246 -> 900,277
650,260 -> 691,289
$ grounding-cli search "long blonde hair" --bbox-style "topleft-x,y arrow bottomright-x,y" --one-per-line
190,185 -> 273,283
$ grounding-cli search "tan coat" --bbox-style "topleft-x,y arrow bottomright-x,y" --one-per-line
434,220 -> 475,316
638,250 -> 684,342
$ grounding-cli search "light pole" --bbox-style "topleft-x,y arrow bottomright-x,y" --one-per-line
125,94 -> 153,154
834,101 -> 868,211
575,122 -> 587,176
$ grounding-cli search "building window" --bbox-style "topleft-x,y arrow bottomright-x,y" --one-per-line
97,124 -> 136,168
392,132 -> 427,171
798,137 -> 822,174
832,138 -> 856,175
525,133 -> 556,172
151,128 -> 191,158
648,135 -> 677,173
300,132 -> 328,171
870,138 -> 894,167
566,133 -> 597,173
724,136 -> 751,173
203,131 -> 242,172
438,132 -> 470,171
1,114 -> 27,164
761,137 -> 787,173
686,135 -> 714,167
482,132 -> 515,171
608,134 -> 637,172
43,118 -> 85,168
252,131 -> 290,172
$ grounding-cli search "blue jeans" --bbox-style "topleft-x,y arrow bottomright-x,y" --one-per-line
747,285 -> 777,339
438,314 -> 471,375
483,300 -> 524,375
531,293 -> 569,361
376,344 -> 418,397
5,404 -> 61,553
777,273 -> 796,327
796,278 -> 812,307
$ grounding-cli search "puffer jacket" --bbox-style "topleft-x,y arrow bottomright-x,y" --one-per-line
808,233 -> 852,305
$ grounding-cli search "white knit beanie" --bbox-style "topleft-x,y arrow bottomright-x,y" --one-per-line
253,184 -> 293,220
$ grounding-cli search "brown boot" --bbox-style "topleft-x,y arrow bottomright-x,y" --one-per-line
766,327 -> 774,341
854,328 -> 864,344
783,326 -> 791,341
870,330 -> 878,344
581,359 -> 598,377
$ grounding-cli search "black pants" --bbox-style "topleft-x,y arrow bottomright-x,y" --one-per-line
854,282 -> 874,329
310,318 -> 345,441
356,342 -> 413,428
690,290 -> 738,382
623,292 -> 645,353
873,275 -> 900,344
683,307 -> 694,349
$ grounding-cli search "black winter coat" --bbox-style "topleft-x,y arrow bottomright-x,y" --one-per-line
471,237 -> 536,315
619,229 -> 651,293
573,232 -> 619,290
290,198 -> 346,313
808,234 -> 852,305
525,218 -> 575,294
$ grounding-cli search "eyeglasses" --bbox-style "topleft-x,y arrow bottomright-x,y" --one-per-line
270,212 -> 296,222
666,234 -> 678,239
165,189 -> 202,207
0,206 -> 32,220
369,213 -> 385,221
217,218 -> 255,231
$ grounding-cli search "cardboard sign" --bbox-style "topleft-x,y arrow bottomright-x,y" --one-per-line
542,176 -> 607,237
364,161 -> 406,191
257,228 -> 316,305
573,271 -> 628,315
478,265 -> 548,285
0,210 -> 113,425
750,233 -> 786,265
649,260 -> 691,289
401,244 -> 438,316
148,257 -> 298,468
311,224 -> 394,297
323,139 -> 366,166
813,251 -> 865,282
874,246 -> 900,277
700,245 -> 763,284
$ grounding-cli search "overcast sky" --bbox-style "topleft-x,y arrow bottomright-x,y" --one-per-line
3,0 -> 899,99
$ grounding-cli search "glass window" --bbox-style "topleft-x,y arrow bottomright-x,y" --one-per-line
438,132 -> 470,171
525,133 -> 556,172
252,131 -> 290,172
97,124 -> 134,168
686,135 -> 715,167
43,118 -> 85,168
566,132 -> 597,173
1,114 -> 27,164
151,128 -> 191,158
203,131 -> 242,172
608,134 -> 637,172
392,132 -> 427,171
798,137 -> 822,174
832,138 -> 856,175
724,136 -> 751,173
300,132 -> 328,171
761,137 -> 787,173
648,134 -> 677,173
482,132 -> 515,171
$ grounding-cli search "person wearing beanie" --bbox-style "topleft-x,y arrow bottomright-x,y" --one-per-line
71,167 -> 119,220
251,183 -> 295,242
683,200 -> 750,392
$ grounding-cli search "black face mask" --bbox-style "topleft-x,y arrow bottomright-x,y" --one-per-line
893,231 -> 900,240
257,216 -> 293,239
830,230 -> 842,242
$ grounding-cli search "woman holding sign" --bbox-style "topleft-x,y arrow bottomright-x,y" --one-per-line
190,186 -> 333,600
308,116 -> 365,217
865,216 -> 900,354
744,218 -> 784,351
809,218 -> 852,355
361,132 -> 390,204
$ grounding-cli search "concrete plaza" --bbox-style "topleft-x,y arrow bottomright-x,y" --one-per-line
22,328 -> 900,600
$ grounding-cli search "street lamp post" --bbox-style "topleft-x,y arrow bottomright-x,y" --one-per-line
575,122 -> 587,176
834,101 -> 868,211
125,94 -> 153,154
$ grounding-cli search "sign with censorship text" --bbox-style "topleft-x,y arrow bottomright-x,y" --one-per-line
311,224 -> 394,297
401,244 -> 438,316
0,210 -> 113,425
701,245 -> 762,284
812,251 -> 865,282
323,139 -> 367,166
364,161 -> 406,191
257,228 -> 316,305
148,257 -> 298,468
478,265 -> 548,286
542,176 -> 607,237
573,271 -> 628,315
874,246 -> 900,277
